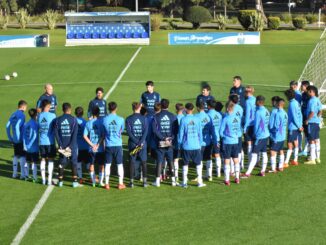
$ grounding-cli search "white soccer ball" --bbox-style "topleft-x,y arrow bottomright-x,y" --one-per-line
4,75 -> 10,81
12,72 -> 18,78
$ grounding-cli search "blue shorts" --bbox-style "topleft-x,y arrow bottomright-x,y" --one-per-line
78,150 -> 89,163
26,152 -> 39,163
89,152 -> 105,165
156,147 -> 173,164
270,140 -> 284,152
14,143 -> 26,157
173,149 -> 182,159
288,130 -> 299,143
212,144 -> 220,154
245,126 -> 255,142
182,149 -> 202,165
237,137 -> 242,154
201,145 -> 212,161
307,123 -> 320,141
40,145 -> 56,159
129,145 -> 147,162
105,146 -> 123,164
222,144 -> 238,159
253,138 -> 268,154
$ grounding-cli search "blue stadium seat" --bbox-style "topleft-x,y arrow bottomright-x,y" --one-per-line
100,32 -> 107,39
116,32 -> 123,39
77,33 -> 84,39
141,32 -> 149,38
92,33 -> 100,39
133,32 -> 140,38
84,32 -> 91,39
67,33 -> 74,39
125,32 -> 132,38
108,32 -> 115,39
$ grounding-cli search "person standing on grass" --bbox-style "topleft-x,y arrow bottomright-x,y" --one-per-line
36,84 -> 57,114
126,102 -> 148,188
83,106 -> 105,187
173,103 -> 185,183
178,103 -> 205,188
54,103 -> 79,188
87,87 -> 107,119
196,84 -> 215,112
6,100 -> 27,179
230,76 -> 246,109
220,101 -> 241,186
23,108 -> 39,182
102,102 -> 126,190
299,81 -> 311,157
38,99 -> 56,185
284,89 -> 303,168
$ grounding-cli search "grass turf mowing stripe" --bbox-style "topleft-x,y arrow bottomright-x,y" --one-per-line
11,185 -> 54,245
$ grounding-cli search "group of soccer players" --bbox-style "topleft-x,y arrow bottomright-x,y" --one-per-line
6,77 -> 323,188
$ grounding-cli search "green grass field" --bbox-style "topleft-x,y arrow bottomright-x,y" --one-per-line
1,28 -> 326,244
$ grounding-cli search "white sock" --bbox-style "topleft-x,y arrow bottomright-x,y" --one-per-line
230,159 -> 235,174
99,171 -> 104,185
241,150 -> 244,169
206,160 -> 212,178
262,152 -> 268,172
105,163 -> 111,185
303,139 -> 309,153
90,171 -> 96,184
215,157 -> 221,177
48,161 -> 54,185
224,164 -> 230,182
196,164 -> 203,184
19,157 -> 26,178
117,164 -> 124,185
247,144 -> 252,163
77,162 -> 82,179
279,154 -> 285,169
271,155 -> 277,171
285,149 -> 292,163
174,159 -> 179,179
246,153 -> 258,175
155,177 -> 160,186
235,163 -> 240,179
25,162 -> 30,178
183,165 -> 188,185
13,156 -> 18,177
316,140 -> 320,159
294,148 -> 299,161
40,160 -> 46,184
310,144 -> 316,161
31,163 -> 37,180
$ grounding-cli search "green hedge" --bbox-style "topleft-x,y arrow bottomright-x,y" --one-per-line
91,6 -> 130,12
238,10 -> 256,30
184,6 -> 212,29
306,13 -> 318,24
267,16 -> 280,30
292,17 -> 307,29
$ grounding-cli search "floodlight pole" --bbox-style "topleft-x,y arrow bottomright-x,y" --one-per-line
76,0 -> 79,12
135,0 -> 138,12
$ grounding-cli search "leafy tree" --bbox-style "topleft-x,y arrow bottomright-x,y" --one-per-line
184,5 -> 212,29
9,0 -> 18,12
0,0 -> 9,13
160,0 -> 182,18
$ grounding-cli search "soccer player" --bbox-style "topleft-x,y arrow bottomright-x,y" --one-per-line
196,101 -> 213,181
290,80 -> 302,105
244,86 -> 256,163
36,83 -> 57,114
230,76 -> 246,109
269,98 -> 288,172
23,108 -> 39,182
75,107 -> 89,183
304,86 -> 322,165
152,99 -> 177,187
126,102 -> 148,188
284,89 -> 303,167
220,101 -> 241,185
38,99 -> 56,185
178,103 -> 205,188
299,80 -> 311,156
140,81 -> 161,117
207,100 -> 222,177
173,103 -> 185,182
54,103 -> 79,187
243,96 -> 270,177
7,100 -> 27,179
196,84 -> 215,112
102,102 -> 126,190
83,106 -> 105,187
87,87 -> 107,119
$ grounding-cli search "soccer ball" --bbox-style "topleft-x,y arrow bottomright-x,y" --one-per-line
12,72 -> 18,78
4,75 -> 10,81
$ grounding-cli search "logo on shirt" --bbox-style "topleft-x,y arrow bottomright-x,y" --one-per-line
188,120 -> 195,126
232,118 -> 238,123
61,119 -> 69,125
41,117 -> 47,123
162,115 -> 170,121
109,120 -> 117,125
134,119 -> 142,125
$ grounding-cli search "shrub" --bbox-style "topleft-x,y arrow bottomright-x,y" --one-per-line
292,17 -> 307,29
252,12 -> 264,31
227,16 -> 238,24
151,14 -> 162,31
267,16 -> 280,30
42,10 -> 59,30
238,10 -> 256,30
91,6 -> 130,12
306,13 -> 318,24
279,12 -> 292,24
16,8 -> 30,29
213,14 -> 227,30
0,11 -> 9,29
184,6 -> 212,29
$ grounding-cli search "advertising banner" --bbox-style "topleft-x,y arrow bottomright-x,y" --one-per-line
0,34 -> 49,48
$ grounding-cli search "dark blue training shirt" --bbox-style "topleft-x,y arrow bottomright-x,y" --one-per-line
37,93 -> 58,114
54,114 -> 78,150
196,94 -> 215,112
87,98 -> 107,118
125,113 -> 148,149
152,110 -> 177,144
230,85 -> 246,109
140,91 -> 160,116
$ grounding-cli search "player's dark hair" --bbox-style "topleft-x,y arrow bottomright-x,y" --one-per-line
18,100 -> 27,108
284,89 -> 295,100
290,80 -> 298,86
233,75 -> 242,81
307,85 -> 318,97
108,101 -> 117,112
228,94 -> 239,104
140,106 -> 147,115
271,96 -> 280,107
175,103 -> 184,112
41,99 -> 51,109
62,103 -> 71,113
207,99 -> 216,109
256,95 -> 265,104
215,101 -> 223,112
75,106 -> 83,117
202,84 -> 211,91
146,81 -> 154,86
197,101 -> 205,110
161,99 -> 169,109
132,102 -> 142,111
301,80 -> 310,87
154,102 -> 161,112
277,98 -> 285,106
28,108 -> 37,119
185,103 -> 194,111
96,87 -> 104,94
226,101 -> 235,113
92,106 -> 100,117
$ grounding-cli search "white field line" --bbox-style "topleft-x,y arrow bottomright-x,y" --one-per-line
11,185 -> 54,245
104,47 -> 142,100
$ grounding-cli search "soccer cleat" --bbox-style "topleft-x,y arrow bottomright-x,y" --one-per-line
298,151 -> 308,157
198,183 -> 206,188
72,182 -> 80,188
143,182 -> 148,188
58,181 -> 63,187
277,168 -> 284,172
191,177 -> 198,182
172,181 -> 177,187
79,178 -> 83,184
152,182 -> 160,187
224,180 -> 231,186
32,178 -> 37,183
316,158 -> 321,164
283,163 -> 289,168
291,160 -> 299,166
259,171 -> 265,177
241,173 -> 250,179
268,170 -> 278,174
304,160 -> 316,165
181,183 -> 188,188
99,182 -> 105,187
92,183 -> 96,187
118,184 -> 126,190
105,184 -> 110,190
235,178 -> 240,184
206,176 -> 213,182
